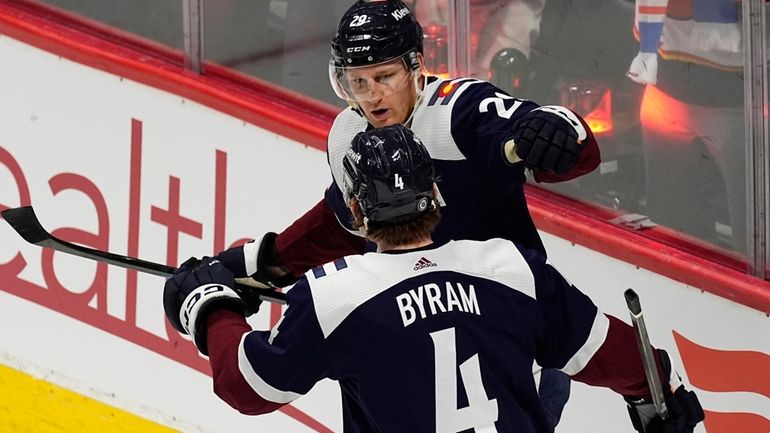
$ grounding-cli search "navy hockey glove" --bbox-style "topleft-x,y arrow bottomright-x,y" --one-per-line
625,351 -> 705,433
163,256 -> 245,355
506,106 -> 588,175
216,232 -> 297,289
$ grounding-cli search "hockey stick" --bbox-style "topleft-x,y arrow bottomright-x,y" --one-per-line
1,206 -> 287,305
624,288 -> 669,420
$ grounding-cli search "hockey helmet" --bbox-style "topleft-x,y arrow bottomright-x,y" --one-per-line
329,0 -> 423,102
342,124 -> 435,224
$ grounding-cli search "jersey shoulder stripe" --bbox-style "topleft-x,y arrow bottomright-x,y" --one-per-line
410,77 -> 485,162
306,238 -> 536,338
310,257 -> 349,279
426,78 -> 480,106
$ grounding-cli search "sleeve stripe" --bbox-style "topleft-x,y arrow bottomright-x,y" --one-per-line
639,6 -> 667,15
237,333 -> 303,404
561,312 -> 610,375
638,13 -> 666,22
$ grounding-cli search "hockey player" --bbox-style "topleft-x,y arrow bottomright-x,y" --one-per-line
216,0 -> 600,427
627,0 -> 749,253
220,0 -> 602,283
164,125 -> 703,433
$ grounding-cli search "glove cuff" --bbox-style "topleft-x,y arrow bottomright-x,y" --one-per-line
257,232 -> 282,267
180,283 -> 245,355
219,233 -> 282,276
221,232 -> 296,288
249,232 -> 298,287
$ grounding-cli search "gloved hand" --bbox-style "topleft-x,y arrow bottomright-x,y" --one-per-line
627,52 -> 659,85
163,256 -> 245,355
625,351 -> 705,433
506,106 -> 588,174
216,232 -> 297,289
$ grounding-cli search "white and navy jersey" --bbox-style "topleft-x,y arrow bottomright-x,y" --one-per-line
209,239 -> 653,432
326,77 -> 546,254
274,77 -> 600,276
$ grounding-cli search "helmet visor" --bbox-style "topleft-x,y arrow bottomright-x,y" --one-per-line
329,57 -> 416,103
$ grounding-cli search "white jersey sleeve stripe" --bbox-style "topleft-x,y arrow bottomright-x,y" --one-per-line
238,333 -> 303,404
560,311 -> 610,375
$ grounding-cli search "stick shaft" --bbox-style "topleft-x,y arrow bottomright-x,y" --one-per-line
2,206 -> 286,304
625,288 -> 668,419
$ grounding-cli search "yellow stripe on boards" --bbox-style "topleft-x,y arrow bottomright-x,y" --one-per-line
0,363 -> 179,433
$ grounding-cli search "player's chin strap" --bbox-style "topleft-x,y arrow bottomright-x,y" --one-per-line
403,71 -> 425,128
347,99 -> 362,113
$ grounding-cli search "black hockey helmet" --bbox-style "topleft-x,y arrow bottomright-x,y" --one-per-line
331,0 -> 423,69
342,124 -> 435,224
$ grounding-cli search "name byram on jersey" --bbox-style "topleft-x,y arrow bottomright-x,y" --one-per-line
396,281 -> 481,327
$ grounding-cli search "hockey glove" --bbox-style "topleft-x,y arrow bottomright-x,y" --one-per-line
627,52 -> 659,85
163,256 -> 245,356
506,106 -> 588,175
625,351 -> 705,433
216,232 -> 297,289
215,232 -> 297,314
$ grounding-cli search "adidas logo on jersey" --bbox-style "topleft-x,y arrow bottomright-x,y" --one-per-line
413,257 -> 437,271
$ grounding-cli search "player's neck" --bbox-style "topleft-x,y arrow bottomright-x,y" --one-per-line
376,236 -> 432,253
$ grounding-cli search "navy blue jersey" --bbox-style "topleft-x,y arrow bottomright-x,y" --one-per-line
228,239 -> 619,432
327,78 -> 548,254
274,76 -> 600,276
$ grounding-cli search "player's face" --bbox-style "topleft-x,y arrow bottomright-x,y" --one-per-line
344,59 -> 419,128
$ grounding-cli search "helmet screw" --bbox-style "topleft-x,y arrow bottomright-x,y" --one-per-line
418,198 -> 428,211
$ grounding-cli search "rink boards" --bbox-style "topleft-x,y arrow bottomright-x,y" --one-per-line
1,11 -> 770,433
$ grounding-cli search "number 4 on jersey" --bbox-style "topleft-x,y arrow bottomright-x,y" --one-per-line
430,328 -> 499,433
394,173 -> 405,190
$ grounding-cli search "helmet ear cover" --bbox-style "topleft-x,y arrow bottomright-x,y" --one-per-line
405,50 -> 420,71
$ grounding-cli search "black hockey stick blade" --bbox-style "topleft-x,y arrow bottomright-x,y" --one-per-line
2,206 -> 286,305
2,205 -> 50,244
3,206 -> 175,277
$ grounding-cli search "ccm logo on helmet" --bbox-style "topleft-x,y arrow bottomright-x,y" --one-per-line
391,7 -> 410,21
347,46 -> 371,53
